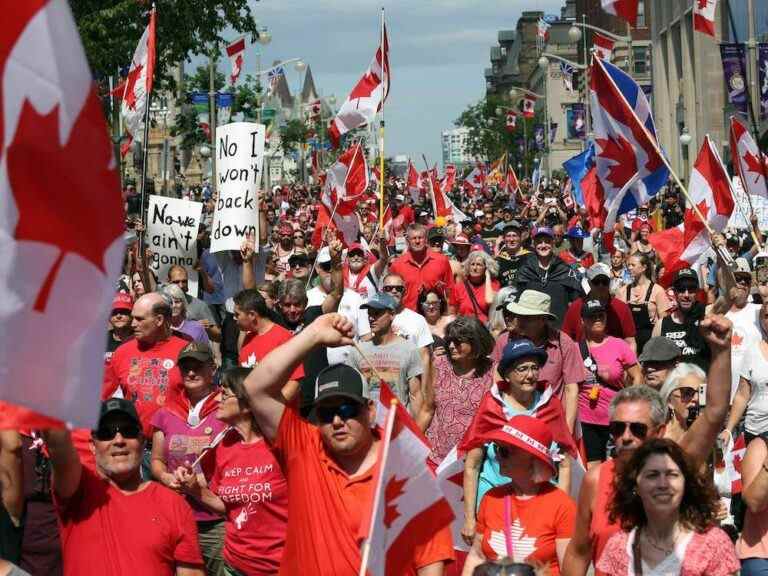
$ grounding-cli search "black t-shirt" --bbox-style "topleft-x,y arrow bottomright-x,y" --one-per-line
104,332 -> 131,364
659,307 -> 710,372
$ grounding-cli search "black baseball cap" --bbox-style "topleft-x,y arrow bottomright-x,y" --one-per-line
313,364 -> 370,406
673,269 -> 699,288
581,299 -> 607,318
97,398 -> 140,429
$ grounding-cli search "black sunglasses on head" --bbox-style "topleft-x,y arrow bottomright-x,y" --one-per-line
93,422 -> 141,442
608,420 -> 649,439
315,402 -> 363,424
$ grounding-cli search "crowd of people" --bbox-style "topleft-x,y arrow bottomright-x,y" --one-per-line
1,172 -> 767,576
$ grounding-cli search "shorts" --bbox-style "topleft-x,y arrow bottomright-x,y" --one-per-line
582,422 -> 610,463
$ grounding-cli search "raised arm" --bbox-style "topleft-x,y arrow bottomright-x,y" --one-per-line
321,238 -> 344,314
0,431 -> 23,525
240,234 -> 257,290
243,313 -> 355,442
561,465 -> 600,576
42,429 -> 82,500
679,315 -> 733,468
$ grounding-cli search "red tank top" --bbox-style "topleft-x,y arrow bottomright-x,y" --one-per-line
590,459 -> 619,575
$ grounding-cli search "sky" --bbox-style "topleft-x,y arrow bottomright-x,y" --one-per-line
210,0 -> 566,166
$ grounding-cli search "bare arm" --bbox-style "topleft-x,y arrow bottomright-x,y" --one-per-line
417,562 -> 445,576
176,565 -> 205,576
241,235 -> 257,290
321,239 -> 344,314
624,336 -> 637,355
461,447 -> 484,547
679,315 -> 733,469
0,431 -> 23,524
243,314 -> 355,442
563,382 -> 579,433
556,538 -> 571,569
42,429 -> 82,500
724,377 -> 750,435
561,465 -> 599,576
626,363 -> 643,387
415,348 -> 434,432
150,430 -> 181,491
372,236 -> 390,279
460,535 -> 487,576
742,438 -> 768,514
710,235 -> 736,315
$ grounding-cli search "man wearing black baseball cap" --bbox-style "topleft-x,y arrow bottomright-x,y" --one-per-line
42,399 -> 204,574
652,268 -> 710,371
242,313 -> 454,574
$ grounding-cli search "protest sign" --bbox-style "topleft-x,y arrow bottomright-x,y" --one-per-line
210,122 -> 265,253
147,195 -> 203,294
728,177 -> 768,230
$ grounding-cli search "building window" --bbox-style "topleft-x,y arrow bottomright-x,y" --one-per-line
636,0 -> 646,28
633,46 -> 648,74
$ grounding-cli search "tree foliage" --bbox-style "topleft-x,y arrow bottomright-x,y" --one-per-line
279,119 -> 310,156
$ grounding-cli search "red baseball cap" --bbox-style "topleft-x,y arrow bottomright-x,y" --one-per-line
278,222 -> 294,235
111,293 -> 133,312
347,243 -> 365,254
480,415 -> 556,475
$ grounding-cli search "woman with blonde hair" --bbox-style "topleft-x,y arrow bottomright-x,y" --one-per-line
453,250 -> 500,324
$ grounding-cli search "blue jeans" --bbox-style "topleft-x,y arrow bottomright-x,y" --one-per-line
742,558 -> 768,575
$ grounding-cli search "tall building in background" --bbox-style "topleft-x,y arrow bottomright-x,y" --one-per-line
441,127 -> 474,170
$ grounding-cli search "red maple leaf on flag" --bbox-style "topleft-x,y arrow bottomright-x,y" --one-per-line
596,134 -> 638,189
684,200 -> 710,245
732,332 -> 744,347
697,0 -> 709,9
383,475 -> 408,528
743,150 -> 766,184
123,63 -> 144,111
7,90 -> 123,312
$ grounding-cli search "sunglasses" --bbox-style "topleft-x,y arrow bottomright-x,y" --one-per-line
674,284 -> 698,294
315,402 -> 363,424
673,387 -> 697,403
608,420 -> 649,439
735,275 -> 752,286
111,309 -> 130,317
93,422 -> 141,442
383,285 -> 405,294
318,261 -> 332,272
290,261 -> 308,269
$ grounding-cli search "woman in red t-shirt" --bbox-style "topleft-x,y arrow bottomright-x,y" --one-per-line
452,250 -> 500,324
461,416 -> 576,576
178,368 -> 288,576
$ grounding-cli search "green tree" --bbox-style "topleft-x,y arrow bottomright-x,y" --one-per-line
279,119 -> 310,156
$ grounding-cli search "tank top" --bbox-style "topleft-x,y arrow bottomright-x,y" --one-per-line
659,312 -> 710,371
590,459 -> 619,576
626,283 -> 655,355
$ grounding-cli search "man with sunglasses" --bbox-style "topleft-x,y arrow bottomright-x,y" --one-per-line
652,269 -> 710,371
637,336 -> 681,391
389,222 -> 455,311
242,314 -> 453,575
105,293 -> 134,364
563,314 -> 734,576
561,263 -> 637,352
43,399 -> 204,575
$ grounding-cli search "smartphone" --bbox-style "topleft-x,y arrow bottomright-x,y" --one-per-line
756,255 -> 768,284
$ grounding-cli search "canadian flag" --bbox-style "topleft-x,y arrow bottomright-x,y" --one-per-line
406,161 -> 422,203
329,22 -> 390,147
593,32 -> 615,61
437,165 -> 469,222
226,36 -> 246,85
462,163 -> 487,195
435,446 -> 470,553
120,7 -> 156,155
0,0 -> 125,428
730,115 -> 768,199
312,144 -> 367,247
694,0 -> 718,37
600,0 -> 639,26
649,136 -> 735,285
506,164 -> 521,199
506,110 -> 517,131
363,383 -> 454,576
522,95 -> 536,119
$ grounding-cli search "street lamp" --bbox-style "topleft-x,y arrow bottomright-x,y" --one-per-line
569,25 -> 582,43
538,56 -> 549,70
679,127 -> 692,147
294,59 -> 307,73
257,27 -> 271,46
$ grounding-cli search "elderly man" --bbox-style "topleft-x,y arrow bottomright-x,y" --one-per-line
102,293 -> 190,441
637,336 -> 681,390
43,399 -> 203,575
389,223 -> 455,311
562,315 -> 734,576
242,315 -> 454,575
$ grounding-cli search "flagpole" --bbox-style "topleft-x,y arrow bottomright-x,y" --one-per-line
378,7 -> 386,231
422,155 -> 438,216
358,397 -> 398,576
138,90 -> 152,247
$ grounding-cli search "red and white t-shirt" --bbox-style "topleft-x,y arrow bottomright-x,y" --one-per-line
102,336 -> 189,437
207,430 -> 288,575
476,483 -> 575,575
239,323 -> 305,381
56,467 -> 202,576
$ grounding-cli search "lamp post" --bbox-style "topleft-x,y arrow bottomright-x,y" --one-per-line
255,26 -> 271,123
679,127 -> 692,184
538,56 -> 552,179
568,19 -> 633,71
199,144 -> 211,187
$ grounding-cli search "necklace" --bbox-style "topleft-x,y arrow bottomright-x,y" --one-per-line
641,526 -> 678,555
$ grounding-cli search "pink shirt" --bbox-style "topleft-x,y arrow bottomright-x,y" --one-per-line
577,336 -> 637,426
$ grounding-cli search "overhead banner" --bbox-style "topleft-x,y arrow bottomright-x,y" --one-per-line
210,122 -> 265,253
147,195 -> 203,294
720,43 -> 749,117
759,44 -> 768,121
567,103 -> 586,140
534,123 -> 546,151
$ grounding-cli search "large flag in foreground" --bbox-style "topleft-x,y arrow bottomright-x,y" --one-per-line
363,383 -> 454,576
590,56 -> 668,237
0,0 -> 125,428
601,0 -> 638,26
120,6 -> 156,155
730,115 -> 768,199
649,136 -> 734,285
328,22 -> 390,147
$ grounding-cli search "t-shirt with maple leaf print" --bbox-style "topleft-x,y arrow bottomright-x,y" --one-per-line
476,483 -> 575,575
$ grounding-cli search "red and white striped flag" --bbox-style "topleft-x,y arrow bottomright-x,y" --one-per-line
593,32 -> 615,61
730,115 -> 768,199
601,0 -> 639,26
329,22 -> 389,147
226,36 -> 246,85
649,136 -> 735,285
363,383 -> 454,576
406,161 -> 422,203
694,0 -> 718,37
120,7 -> 156,156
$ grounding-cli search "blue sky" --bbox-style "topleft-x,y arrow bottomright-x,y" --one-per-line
213,0 -> 566,165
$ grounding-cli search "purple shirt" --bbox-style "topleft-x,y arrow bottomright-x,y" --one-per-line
174,319 -> 210,345
151,407 -> 227,522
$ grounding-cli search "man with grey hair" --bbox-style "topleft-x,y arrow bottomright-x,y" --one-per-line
102,293 -> 191,443
563,314 -> 734,576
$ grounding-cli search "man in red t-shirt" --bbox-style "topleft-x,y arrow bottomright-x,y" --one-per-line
389,223 -> 455,311
242,314 -> 455,576
234,289 -> 304,398
102,293 -> 191,439
561,263 -> 637,352
44,399 -> 203,576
